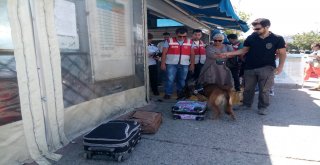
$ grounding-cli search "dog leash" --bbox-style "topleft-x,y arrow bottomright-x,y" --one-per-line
193,88 -> 204,95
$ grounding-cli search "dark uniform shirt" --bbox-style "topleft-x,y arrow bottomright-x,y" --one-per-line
243,32 -> 286,70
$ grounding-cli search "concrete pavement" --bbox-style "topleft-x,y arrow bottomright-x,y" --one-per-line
51,83 -> 320,165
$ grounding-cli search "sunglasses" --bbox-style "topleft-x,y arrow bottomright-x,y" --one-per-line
177,35 -> 187,38
253,27 -> 262,31
214,40 -> 223,42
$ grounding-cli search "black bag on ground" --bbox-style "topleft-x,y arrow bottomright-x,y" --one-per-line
83,120 -> 141,162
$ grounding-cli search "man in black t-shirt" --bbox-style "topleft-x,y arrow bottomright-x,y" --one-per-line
218,18 -> 287,115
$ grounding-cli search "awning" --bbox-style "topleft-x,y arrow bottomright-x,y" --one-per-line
147,0 -> 211,34
168,0 -> 249,32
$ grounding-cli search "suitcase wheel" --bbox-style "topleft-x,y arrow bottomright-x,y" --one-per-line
173,115 -> 180,120
129,147 -> 134,153
83,151 -> 92,159
196,117 -> 204,121
115,155 -> 124,162
172,106 -> 179,111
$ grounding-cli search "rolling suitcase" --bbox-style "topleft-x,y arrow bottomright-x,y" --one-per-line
83,120 -> 141,162
118,110 -> 162,134
172,101 -> 207,120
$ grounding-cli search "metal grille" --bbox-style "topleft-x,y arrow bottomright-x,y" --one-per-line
60,50 -> 145,108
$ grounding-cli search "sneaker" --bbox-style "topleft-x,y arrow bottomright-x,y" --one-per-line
163,94 -> 171,99
258,108 -> 268,115
310,85 -> 320,91
269,90 -> 275,96
177,90 -> 188,100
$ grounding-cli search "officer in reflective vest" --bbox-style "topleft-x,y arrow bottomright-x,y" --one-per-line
160,27 -> 195,99
192,29 -> 206,82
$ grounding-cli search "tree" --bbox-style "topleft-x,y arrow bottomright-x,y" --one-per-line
223,10 -> 251,36
291,31 -> 320,50
238,11 -> 251,22
286,43 -> 299,51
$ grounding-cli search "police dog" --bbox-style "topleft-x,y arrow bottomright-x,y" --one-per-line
184,84 -> 240,120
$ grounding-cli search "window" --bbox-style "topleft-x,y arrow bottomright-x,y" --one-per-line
157,19 -> 183,27
55,0 -> 145,108
0,0 -> 22,126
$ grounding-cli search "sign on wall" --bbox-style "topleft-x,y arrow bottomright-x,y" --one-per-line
54,0 -> 79,50
87,0 -> 134,81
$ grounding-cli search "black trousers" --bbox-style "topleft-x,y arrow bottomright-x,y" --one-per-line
194,63 -> 204,81
229,67 -> 241,91
157,62 -> 166,85
149,64 -> 159,94
185,63 -> 204,86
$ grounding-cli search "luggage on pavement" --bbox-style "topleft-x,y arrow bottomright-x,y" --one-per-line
172,101 -> 207,120
118,110 -> 162,134
83,120 -> 141,162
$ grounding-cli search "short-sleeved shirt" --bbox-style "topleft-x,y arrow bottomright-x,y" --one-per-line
192,40 -> 199,49
157,41 -> 165,53
148,44 -> 159,66
243,32 -> 286,70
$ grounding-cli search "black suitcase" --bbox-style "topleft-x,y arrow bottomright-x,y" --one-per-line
83,120 -> 141,162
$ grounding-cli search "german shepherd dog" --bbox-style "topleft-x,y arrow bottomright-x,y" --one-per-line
184,84 -> 240,120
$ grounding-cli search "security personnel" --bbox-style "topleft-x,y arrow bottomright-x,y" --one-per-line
192,29 -> 206,82
161,27 -> 195,99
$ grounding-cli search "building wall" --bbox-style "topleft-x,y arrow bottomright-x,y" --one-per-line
0,122 -> 32,165
64,86 -> 146,140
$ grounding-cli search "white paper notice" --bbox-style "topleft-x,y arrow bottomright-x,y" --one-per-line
87,0 -> 134,81
54,0 -> 77,36
135,24 -> 143,41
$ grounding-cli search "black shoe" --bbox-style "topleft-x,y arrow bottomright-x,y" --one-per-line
176,96 -> 185,101
163,94 -> 171,99
176,91 -> 185,100
153,91 -> 160,96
